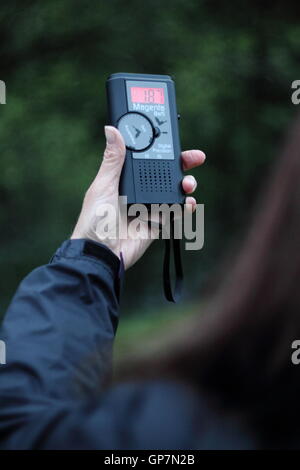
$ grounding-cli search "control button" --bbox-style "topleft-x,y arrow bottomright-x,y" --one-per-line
154,127 -> 161,138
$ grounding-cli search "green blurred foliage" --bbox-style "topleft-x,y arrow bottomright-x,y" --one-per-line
0,0 -> 299,315
114,303 -> 196,361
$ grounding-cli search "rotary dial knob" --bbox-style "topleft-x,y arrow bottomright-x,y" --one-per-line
117,112 -> 156,152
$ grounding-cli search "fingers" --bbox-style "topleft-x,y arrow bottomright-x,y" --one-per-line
181,149 -> 206,171
181,149 -> 205,212
185,196 -> 197,213
182,175 -> 197,194
94,126 -> 126,191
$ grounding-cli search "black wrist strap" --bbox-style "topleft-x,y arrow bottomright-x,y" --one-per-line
147,215 -> 184,303
162,217 -> 183,303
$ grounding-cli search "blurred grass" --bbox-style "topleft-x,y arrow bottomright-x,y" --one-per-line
114,302 -> 198,361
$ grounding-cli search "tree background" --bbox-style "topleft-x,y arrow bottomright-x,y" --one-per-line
0,0 -> 299,344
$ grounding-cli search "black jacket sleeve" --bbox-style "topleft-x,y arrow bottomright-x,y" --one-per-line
0,239 -> 251,450
0,239 -> 204,450
0,239 -> 125,448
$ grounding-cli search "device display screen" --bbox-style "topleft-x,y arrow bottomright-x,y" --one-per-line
126,80 -> 174,160
123,80 -> 174,160
130,87 -> 165,104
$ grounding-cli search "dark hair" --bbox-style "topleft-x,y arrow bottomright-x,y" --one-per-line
117,115 -> 300,448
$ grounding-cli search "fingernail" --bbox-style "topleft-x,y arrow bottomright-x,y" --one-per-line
186,175 -> 196,187
185,197 -> 196,213
104,126 -> 116,145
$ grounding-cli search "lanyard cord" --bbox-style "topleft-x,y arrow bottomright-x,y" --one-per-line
146,213 -> 184,302
162,215 -> 183,302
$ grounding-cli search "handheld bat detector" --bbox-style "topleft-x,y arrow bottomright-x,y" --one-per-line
106,73 -> 184,205
106,73 -> 185,302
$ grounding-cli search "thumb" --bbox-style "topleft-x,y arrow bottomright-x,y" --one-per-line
96,126 -> 126,190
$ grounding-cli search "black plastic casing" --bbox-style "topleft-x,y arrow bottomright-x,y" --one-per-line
106,72 -> 184,205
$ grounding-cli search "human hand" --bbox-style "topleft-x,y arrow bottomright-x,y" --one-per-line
71,126 -> 205,269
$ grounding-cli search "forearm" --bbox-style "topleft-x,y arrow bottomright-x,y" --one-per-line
0,239 -> 123,404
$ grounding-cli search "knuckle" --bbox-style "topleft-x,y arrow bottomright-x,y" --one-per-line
103,143 -> 125,162
103,148 -> 117,160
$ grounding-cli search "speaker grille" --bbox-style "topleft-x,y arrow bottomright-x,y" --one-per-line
137,160 -> 173,193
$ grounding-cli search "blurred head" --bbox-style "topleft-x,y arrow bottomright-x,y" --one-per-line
119,114 -> 300,447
